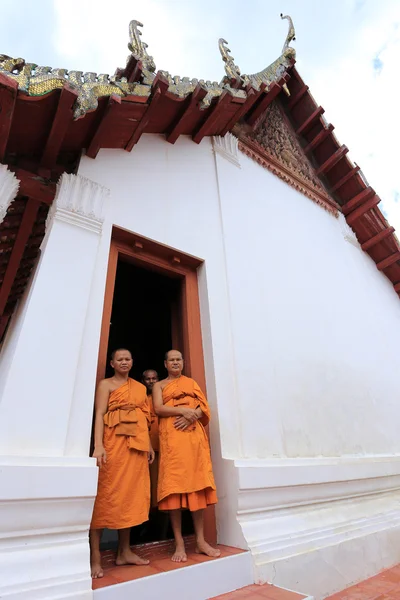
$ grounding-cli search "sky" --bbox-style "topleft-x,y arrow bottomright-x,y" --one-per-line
1,0 -> 399,230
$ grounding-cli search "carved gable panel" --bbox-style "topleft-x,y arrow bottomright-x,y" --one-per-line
235,101 -> 338,215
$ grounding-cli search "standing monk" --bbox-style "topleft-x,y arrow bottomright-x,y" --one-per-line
90,349 -> 155,578
142,369 -> 159,509
153,350 -> 220,562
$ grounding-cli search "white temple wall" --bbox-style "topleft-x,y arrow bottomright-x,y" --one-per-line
80,133 -> 400,463
215,148 -> 400,459
213,143 -> 400,596
79,134 -> 400,597
2,132 -> 400,598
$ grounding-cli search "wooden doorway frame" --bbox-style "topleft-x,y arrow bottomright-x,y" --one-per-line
97,226 -> 216,544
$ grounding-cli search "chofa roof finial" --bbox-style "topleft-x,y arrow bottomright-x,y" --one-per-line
128,20 -> 156,73
280,14 -> 296,56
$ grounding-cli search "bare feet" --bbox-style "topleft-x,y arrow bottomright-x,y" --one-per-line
116,548 -> 149,566
195,540 -> 221,558
171,541 -> 188,562
91,558 -> 104,579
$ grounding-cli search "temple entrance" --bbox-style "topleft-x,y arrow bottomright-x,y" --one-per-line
103,258 -> 193,547
96,227 -> 216,551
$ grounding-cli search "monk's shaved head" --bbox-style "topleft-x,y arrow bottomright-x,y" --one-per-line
110,348 -> 132,360
164,349 -> 183,361
142,369 -> 158,393
143,369 -> 158,378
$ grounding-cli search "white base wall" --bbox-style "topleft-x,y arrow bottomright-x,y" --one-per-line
0,456 -> 97,600
94,552 -> 253,600
235,456 -> 400,599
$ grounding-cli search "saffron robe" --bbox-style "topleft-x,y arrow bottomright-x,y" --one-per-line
148,393 -> 160,508
91,378 -> 151,530
148,393 -> 159,452
157,375 -> 217,511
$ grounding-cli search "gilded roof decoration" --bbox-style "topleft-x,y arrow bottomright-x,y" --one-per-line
0,54 -> 151,119
219,14 -> 296,95
0,15 -> 293,119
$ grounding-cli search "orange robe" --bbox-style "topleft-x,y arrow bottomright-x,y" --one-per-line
91,378 -> 151,529
148,393 -> 160,508
157,375 -> 217,511
148,393 -> 159,452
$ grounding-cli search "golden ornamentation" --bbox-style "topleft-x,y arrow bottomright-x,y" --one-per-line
235,101 -> 338,216
0,54 -> 152,119
220,14 -> 296,95
0,15 -> 292,119
218,39 -> 242,81
159,71 -> 245,108
126,20 -> 156,85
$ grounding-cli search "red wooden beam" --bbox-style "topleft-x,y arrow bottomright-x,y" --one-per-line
346,196 -> 380,226
361,226 -> 395,251
296,106 -> 325,136
166,85 -> 208,145
192,90 -> 233,144
394,282 -> 400,293
342,186 -> 375,216
8,167 -> 56,205
246,78 -> 288,127
330,164 -> 361,192
115,55 -> 143,84
0,198 -> 39,315
303,123 -> 334,154
219,84 -> 265,137
286,84 -> 309,110
125,76 -> 169,151
316,145 -> 349,175
0,73 -> 18,162
86,94 -> 121,159
377,252 -> 400,271
40,84 -> 77,170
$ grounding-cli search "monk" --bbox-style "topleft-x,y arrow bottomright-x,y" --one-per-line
142,369 -> 159,509
152,350 -> 220,562
90,348 -> 155,578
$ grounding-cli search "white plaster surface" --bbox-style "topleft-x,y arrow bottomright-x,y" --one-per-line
0,174 -> 108,599
93,552 -> 253,600
2,133 -> 400,598
78,136 -> 400,597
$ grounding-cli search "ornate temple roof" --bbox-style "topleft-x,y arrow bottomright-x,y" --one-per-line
0,15 -> 399,338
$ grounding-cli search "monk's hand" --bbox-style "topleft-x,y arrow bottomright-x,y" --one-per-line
93,446 -> 107,467
174,416 -> 192,431
179,407 -> 198,423
148,446 -> 155,464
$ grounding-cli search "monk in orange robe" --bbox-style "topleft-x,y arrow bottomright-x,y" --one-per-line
90,349 -> 155,578
142,369 -> 159,508
152,349 -> 220,562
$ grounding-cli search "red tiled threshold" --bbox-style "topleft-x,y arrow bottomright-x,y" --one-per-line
93,539 -> 245,590
210,583 -> 306,599
326,564 -> 400,600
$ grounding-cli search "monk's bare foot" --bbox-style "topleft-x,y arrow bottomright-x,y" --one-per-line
195,540 -> 221,558
91,558 -> 104,579
171,542 -> 187,562
116,549 -> 149,566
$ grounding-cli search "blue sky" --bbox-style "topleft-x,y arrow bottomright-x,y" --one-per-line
1,0 -> 399,229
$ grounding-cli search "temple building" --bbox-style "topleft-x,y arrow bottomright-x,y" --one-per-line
1,15 -> 400,600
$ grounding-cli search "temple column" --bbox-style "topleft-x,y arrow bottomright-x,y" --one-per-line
0,173 -> 110,600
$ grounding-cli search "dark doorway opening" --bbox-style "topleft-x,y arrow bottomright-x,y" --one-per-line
101,258 -> 194,549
